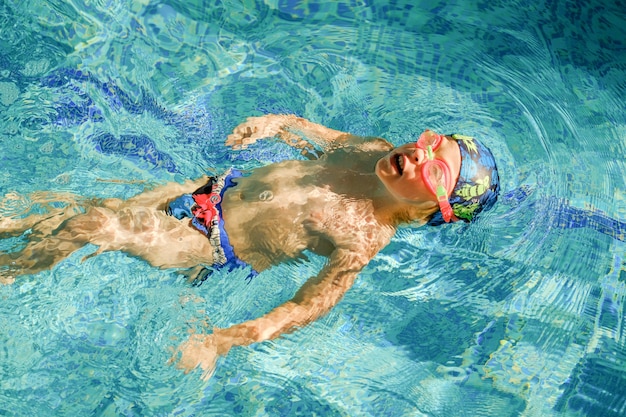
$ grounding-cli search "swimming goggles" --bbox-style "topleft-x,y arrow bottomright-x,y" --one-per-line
415,130 -> 458,222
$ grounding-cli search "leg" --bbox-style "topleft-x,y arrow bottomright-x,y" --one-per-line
93,205 -> 216,269
0,191 -> 92,238
0,206 -> 112,282
1,178 -> 217,284
0,177 -> 207,237
122,176 -> 212,209
1,204 -> 216,284
94,179 -> 218,269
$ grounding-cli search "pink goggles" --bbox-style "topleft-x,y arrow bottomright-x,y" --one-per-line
415,130 -> 458,223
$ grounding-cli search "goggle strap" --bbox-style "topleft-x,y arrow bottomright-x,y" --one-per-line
426,145 -> 434,160
436,185 -> 459,223
438,199 -> 458,223
436,185 -> 447,199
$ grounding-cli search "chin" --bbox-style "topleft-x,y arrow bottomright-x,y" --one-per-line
374,159 -> 383,178
375,157 -> 391,178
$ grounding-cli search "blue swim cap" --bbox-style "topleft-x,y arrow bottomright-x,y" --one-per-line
427,134 -> 500,226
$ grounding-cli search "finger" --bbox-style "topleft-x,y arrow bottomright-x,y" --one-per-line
201,366 -> 217,381
166,349 -> 177,366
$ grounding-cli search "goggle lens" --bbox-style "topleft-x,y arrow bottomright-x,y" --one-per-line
416,130 -> 457,222
426,160 -> 444,183
416,130 -> 443,151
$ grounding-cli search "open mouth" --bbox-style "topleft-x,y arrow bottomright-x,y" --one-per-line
393,154 -> 405,175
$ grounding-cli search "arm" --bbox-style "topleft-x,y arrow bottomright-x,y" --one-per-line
173,248 -> 371,380
225,114 -> 392,156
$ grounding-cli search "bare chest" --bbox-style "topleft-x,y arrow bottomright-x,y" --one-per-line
221,176 -> 387,271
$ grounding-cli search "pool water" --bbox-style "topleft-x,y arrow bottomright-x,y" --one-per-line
1,0 -> 625,415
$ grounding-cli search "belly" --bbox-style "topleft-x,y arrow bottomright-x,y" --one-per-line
220,169 -> 338,270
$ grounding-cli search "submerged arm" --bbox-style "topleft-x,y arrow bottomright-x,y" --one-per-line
174,248 -> 371,379
225,114 -> 392,157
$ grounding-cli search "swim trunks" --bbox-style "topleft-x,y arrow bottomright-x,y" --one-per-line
166,168 -> 257,281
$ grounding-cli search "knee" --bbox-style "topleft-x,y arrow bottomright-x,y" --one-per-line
64,207 -> 112,236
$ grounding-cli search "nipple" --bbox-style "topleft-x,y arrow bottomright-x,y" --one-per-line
258,190 -> 273,201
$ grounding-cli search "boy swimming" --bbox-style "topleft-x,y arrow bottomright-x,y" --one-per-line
0,114 -> 499,379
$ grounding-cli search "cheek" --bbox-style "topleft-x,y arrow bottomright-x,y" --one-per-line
376,157 -> 436,203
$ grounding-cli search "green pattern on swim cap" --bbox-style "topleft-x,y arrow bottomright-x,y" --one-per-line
451,134 -> 478,154
452,202 -> 480,221
454,176 -> 491,200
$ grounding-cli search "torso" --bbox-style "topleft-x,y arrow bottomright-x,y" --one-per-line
221,147 -> 396,271
89,142 -> 403,272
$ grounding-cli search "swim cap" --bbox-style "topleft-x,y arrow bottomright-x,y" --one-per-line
427,134 -> 500,225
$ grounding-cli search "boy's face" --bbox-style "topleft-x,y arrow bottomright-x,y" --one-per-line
375,136 -> 462,203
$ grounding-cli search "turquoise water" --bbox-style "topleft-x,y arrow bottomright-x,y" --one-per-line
1,0 -> 625,415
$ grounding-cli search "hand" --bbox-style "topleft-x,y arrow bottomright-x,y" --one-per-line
225,116 -> 286,149
225,115 -> 309,151
170,332 -> 232,381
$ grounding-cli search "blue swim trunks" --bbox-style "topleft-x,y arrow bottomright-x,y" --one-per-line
166,168 -> 257,281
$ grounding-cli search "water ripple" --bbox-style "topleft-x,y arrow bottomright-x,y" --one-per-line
1,0 -> 626,416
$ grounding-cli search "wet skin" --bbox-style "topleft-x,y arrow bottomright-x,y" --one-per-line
0,114 -> 462,380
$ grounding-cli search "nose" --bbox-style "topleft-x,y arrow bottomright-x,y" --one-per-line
412,147 -> 427,165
